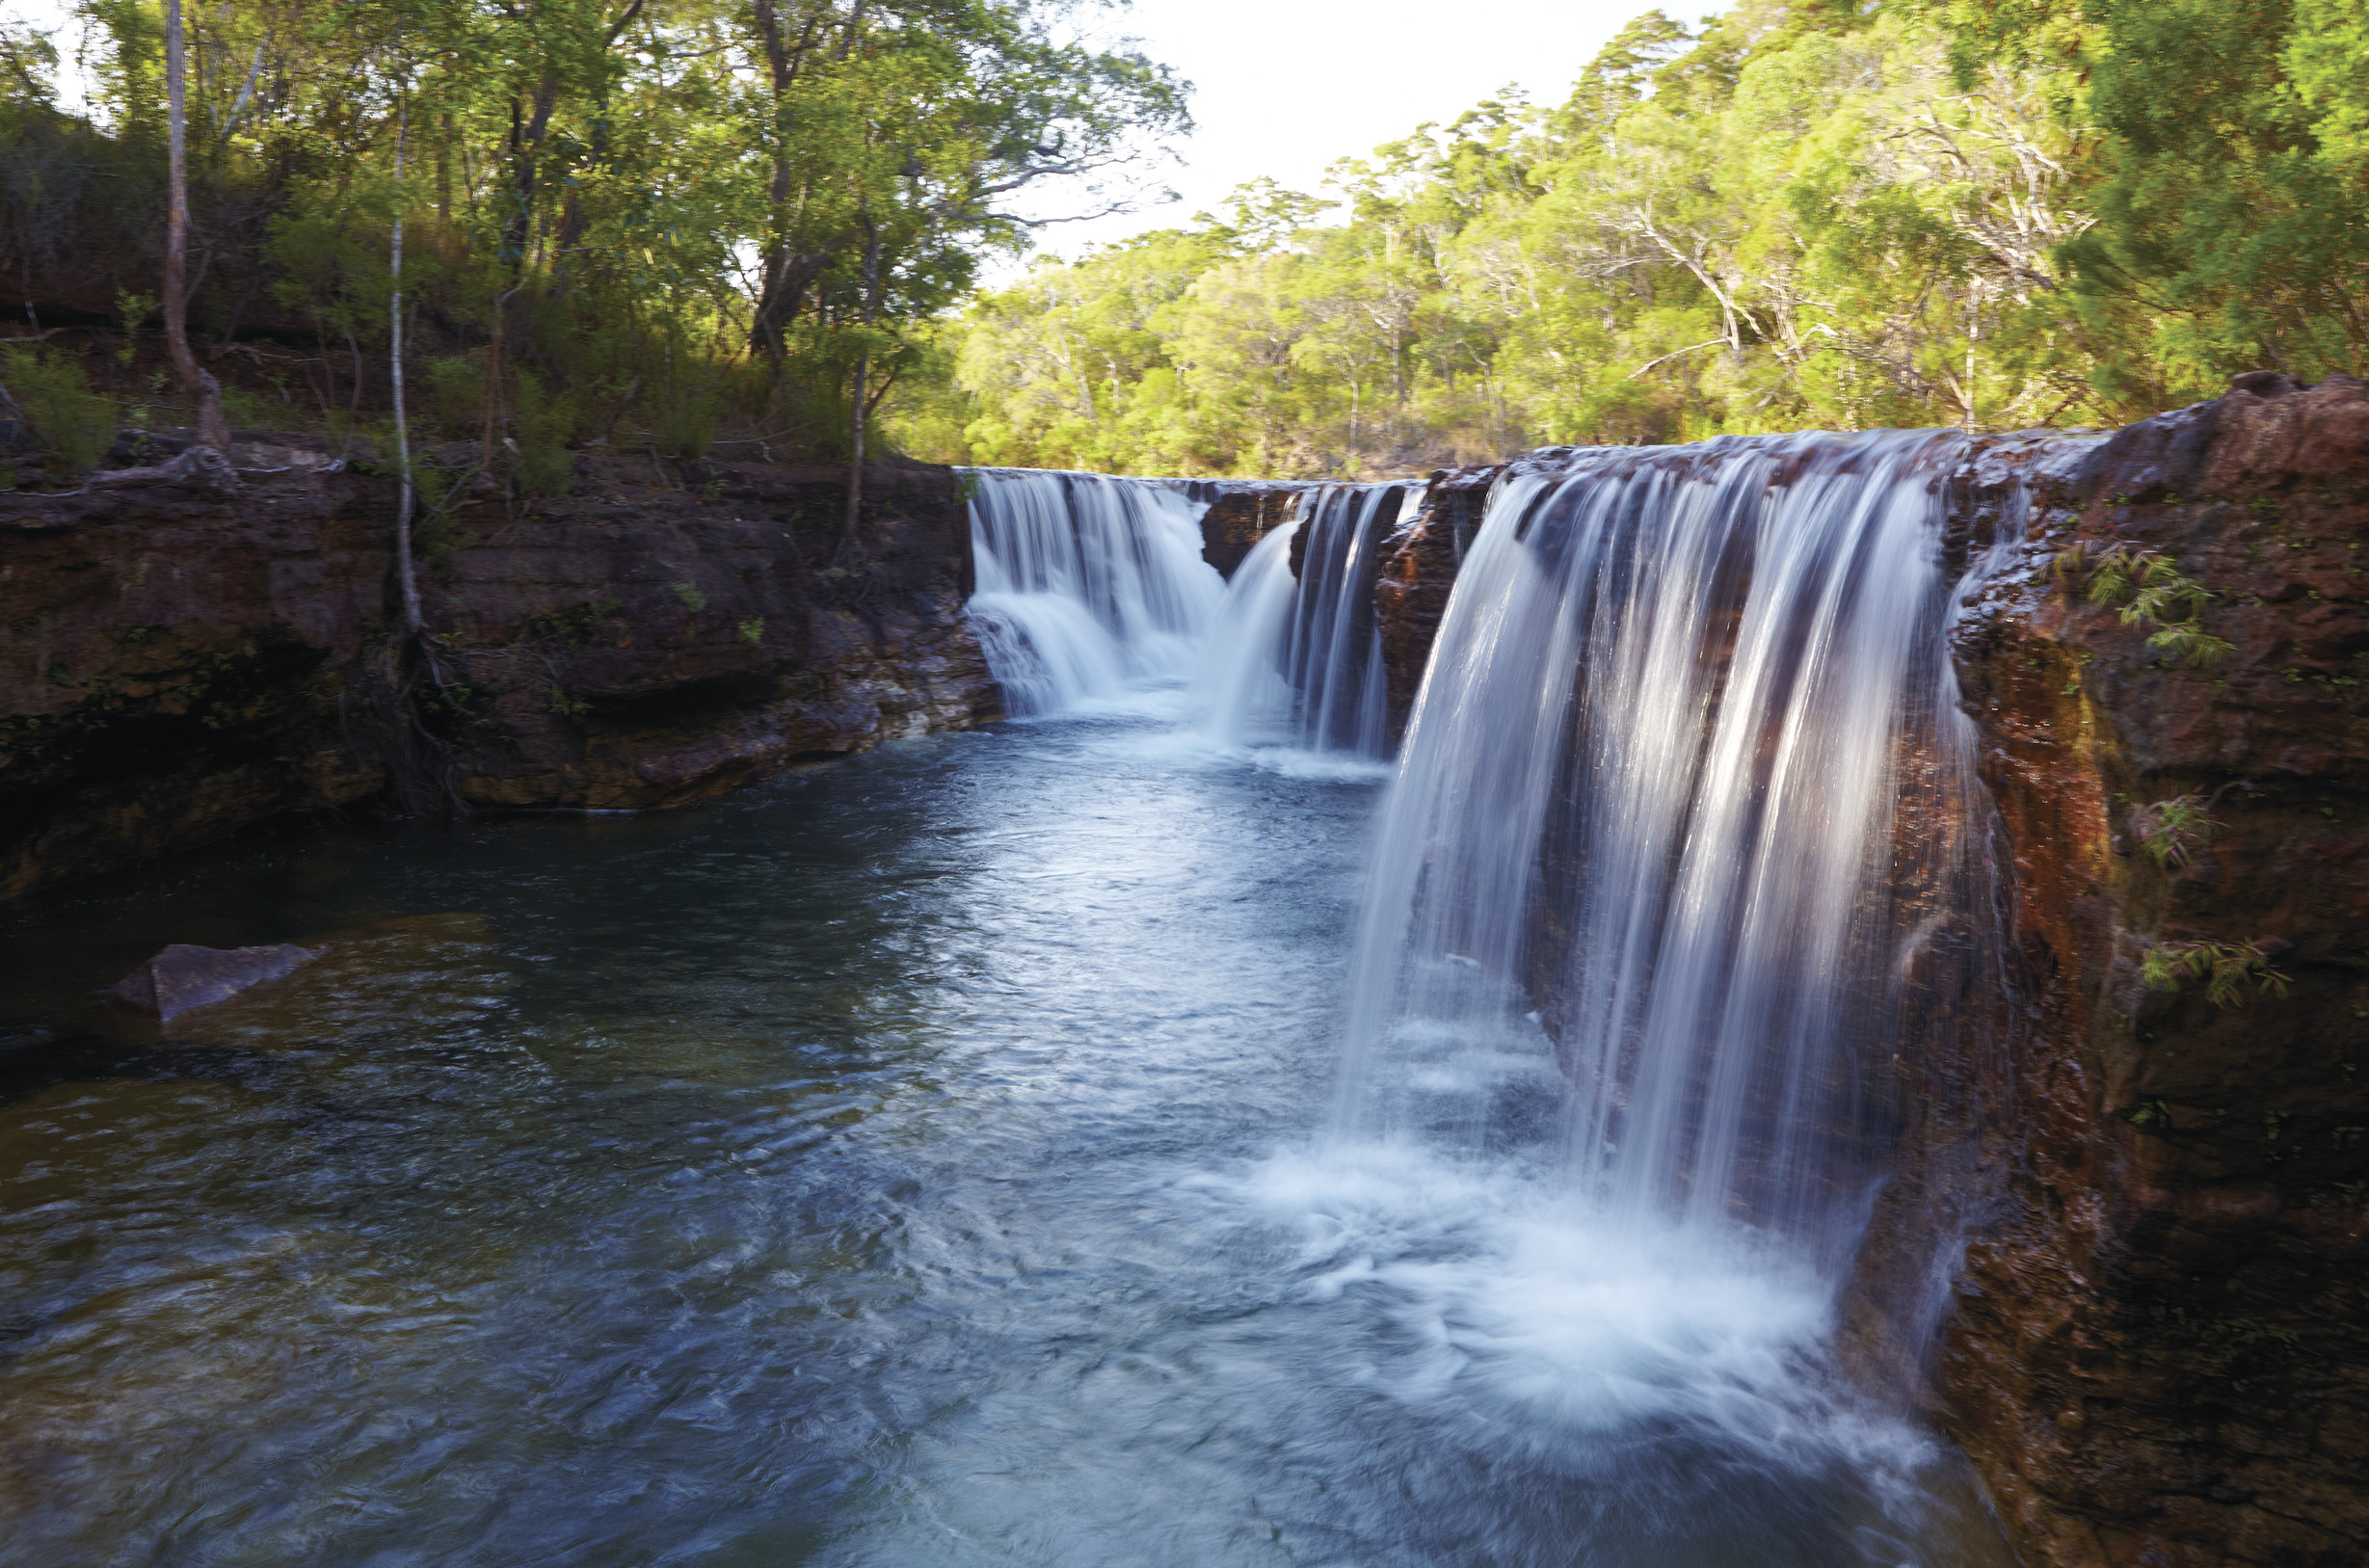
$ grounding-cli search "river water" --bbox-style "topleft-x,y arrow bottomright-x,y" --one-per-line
0,461 -> 2017,1566
0,705 -> 2003,1567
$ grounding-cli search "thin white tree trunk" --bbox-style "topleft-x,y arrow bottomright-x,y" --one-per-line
164,0 -> 230,451
390,92 -> 423,635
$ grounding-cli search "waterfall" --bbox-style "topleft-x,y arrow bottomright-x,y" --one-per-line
964,468 -> 1226,716
1338,431 -> 1988,1262
1193,482 -> 1411,757
1194,522 -> 1302,749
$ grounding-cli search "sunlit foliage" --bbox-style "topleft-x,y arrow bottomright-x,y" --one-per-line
903,0 -> 2365,476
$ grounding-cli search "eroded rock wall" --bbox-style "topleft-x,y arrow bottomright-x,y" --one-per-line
0,448 -> 994,897
1939,375 -> 2369,1568
1374,465 -> 1494,735
1158,479 -> 1312,578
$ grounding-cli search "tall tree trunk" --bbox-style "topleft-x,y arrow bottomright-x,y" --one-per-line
839,208 -> 881,555
503,83 -> 561,279
390,93 -> 423,638
748,0 -> 820,357
163,0 -> 229,450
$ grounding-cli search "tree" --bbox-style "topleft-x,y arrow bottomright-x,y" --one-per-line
161,0 -> 228,449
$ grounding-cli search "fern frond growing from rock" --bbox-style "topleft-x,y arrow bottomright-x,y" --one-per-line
2142,940 -> 2291,1008
2057,545 -> 2233,668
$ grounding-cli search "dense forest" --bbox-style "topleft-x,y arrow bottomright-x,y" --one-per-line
1,0 -> 2364,483
898,0 -> 2369,476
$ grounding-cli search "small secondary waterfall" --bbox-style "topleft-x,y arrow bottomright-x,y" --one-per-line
1195,483 -> 1411,757
963,468 -> 1407,757
964,468 -> 1225,715
1339,431 -> 1989,1261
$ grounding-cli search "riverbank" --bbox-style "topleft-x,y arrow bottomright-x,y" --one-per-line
0,439 -> 998,898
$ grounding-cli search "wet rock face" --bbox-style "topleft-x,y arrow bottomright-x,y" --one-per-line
0,453 -> 995,896
427,459 -> 996,813
1369,385 -> 2368,1567
1160,480 -> 1312,578
0,461 -> 395,899
1374,466 -> 1494,736
1938,375 -> 2369,1568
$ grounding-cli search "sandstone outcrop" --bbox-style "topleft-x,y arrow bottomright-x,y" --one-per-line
0,440 -> 995,897
1374,465 -> 1494,735
1158,479 -> 1313,577
1939,374 -> 2369,1568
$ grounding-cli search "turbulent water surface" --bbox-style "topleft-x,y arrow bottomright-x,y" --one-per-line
0,464 -> 2016,1567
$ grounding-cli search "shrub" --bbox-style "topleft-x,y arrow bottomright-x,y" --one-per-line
0,347 -> 112,476
511,368 -> 576,497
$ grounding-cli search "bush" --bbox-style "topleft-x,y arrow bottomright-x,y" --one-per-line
511,368 -> 577,497
653,373 -> 721,460
0,347 -> 113,477
424,353 -> 487,440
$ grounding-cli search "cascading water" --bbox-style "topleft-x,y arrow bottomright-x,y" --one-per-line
1295,430 -> 2006,1556
964,468 -> 1226,715
1341,431 -> 1983,1231
1,439 -> 2026,1568
1194,482 -> 1411,757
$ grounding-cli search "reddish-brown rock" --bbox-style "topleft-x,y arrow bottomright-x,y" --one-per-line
1162,479 -> 1312,577
0,443 -> 995,897
1374,465 -> 1494,735
1937,375 -> 2369,1568
1368,383 -> 2369,1566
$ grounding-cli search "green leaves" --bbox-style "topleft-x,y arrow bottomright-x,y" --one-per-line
2142,940 -> 2293,1008
2074,545 -> 2236,668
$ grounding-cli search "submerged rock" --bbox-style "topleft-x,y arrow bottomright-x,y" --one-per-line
112,943 -> 321,1022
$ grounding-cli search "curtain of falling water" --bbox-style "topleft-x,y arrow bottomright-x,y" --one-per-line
1193,483 -> 1411,757
1283,485 -> 1409,756
963,468 -> 1226,715
1337,431 -> 1988,1263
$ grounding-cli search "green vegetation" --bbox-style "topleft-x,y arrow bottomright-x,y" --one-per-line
894,0 -> 2369,475
0,347 -> 114,475
0,0 -> 1185,477
2143,939 -> 2293,1008
2129,793 -> 2215,869
2060,543 -> 2234,667
5,0 -> 2361,481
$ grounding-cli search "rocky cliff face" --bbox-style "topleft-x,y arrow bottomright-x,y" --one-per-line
1939,374 -> 2369,1568
0,442 -> 995,898
1374,465 -> 1493,737
1159,479 -> 1312,578
1367,380 -> 2369,1568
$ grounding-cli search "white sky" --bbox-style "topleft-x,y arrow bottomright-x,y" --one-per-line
2,0 -> 1660,275
1021,0 -> 1652,264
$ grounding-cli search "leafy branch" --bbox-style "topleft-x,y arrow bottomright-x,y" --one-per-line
2142,940 -> 2292,1009
2128,793 -> 2215,867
